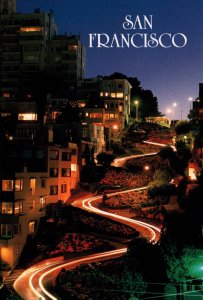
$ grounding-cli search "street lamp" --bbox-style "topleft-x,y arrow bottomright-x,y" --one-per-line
108,124 -> 118,151
134,100 -> 139,122
188,97 -> 193,110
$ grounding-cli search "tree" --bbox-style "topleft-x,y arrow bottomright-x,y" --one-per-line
174,121 -> 194,135
96,152 -> 115,166
55,101 -> 85,124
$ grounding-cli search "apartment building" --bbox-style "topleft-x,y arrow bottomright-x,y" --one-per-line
0,141 -> 79,268
0,0 -> 85,101
47,35 -> 86,90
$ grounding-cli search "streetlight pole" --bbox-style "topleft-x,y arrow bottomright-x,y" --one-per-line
134,100 -> 139,122
188,97 -> 193,111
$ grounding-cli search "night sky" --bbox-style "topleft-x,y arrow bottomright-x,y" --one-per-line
17,0 -> 203,119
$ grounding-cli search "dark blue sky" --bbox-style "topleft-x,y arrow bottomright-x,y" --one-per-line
17,0 -> 203,119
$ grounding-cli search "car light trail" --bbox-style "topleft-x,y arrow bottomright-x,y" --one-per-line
81,195 -> 161,242
38,248 -> 127,300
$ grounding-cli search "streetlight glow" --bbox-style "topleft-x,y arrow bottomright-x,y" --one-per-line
134,100 -> 139,122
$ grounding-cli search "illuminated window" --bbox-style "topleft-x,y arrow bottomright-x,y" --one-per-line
14,201 -> 23,214
115,114 -> 118,119
68,45 -> 78,51
62,152 -> 71,161
85,112 -> 89,117
105,114 -> 109,120
3,92 -> 10,98
119,105 -> 123,112
50,185 -> 58,195
61,184 -> 67,193
90,113 -> 102,119
50,150 -> 59,160
104,92 -> 109,97
71,164 -> 77,171
116,93 -> 124,98
111,93 -> 116,98
20,27 -> 42,32
15,179 -> 23,191
2,180 -> 14,192
100,92 -> 104,97
104,104 -> 108,109
1,224 -> 13,237
40,196 -> 46,209
110,114 -> 114,120
50,168 -> 58,177
125,95 -> 128,101
62,168 -> 71,177
30,178 -> 36,195
18,113 -> 37,121
2,202 -> 13,214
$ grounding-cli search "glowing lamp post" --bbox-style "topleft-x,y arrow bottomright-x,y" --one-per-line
108,124 -> 118,151
134,100 -> 139,122
188,97 -> 193,110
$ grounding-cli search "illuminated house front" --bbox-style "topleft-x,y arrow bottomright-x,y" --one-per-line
0,142 -> 79,269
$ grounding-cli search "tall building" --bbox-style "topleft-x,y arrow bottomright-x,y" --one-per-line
0,140 -> 79,268
0,0 -> 16,14
0,1 -> 85,101
47,35 -> 86,91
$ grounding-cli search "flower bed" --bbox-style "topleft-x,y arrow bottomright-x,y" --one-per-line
71,209 -> 138,238
105,190 -> 151,208
100,169 -> 151,188
48,233 -> 104,257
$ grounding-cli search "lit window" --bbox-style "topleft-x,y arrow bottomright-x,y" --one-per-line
40,196 -> 46,209
105,114 -> 109,120
18,113 -> 38,121
50,185 -> 58,195
85,112 -> 89,117
50,168 -> 58,177
104,92 -> 108,97
3,92 -> 10,98
111,93 -> 116,98
110,114 -> 114,120
50,150 -> 59,160
14,201 -> 23,214
125,95 -> 128,101
71,164 -> 77,171
15,179 -> 23,192
30,178 -> 36,195
61,168 -> 71,177
68,45 -> 78,51
104,104 -> 108,109
61,184 -> 67,193
62,152 -> 71,161
20,27 -> 42,32
119,105 -> 123,112
2,180 -> 14,192
116,93 -> 124,98
100,92 -> 104,97
1,202 -> 13,214
115,114 -> 118,119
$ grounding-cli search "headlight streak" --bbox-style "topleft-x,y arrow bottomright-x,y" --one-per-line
38,248 -> 127,300
14,150 -> 166,300
81,195 -> 161,242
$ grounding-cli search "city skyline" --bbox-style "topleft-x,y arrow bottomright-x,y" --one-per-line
17,0 -> 203,119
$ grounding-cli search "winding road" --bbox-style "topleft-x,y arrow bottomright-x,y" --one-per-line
13,149 -> 164,300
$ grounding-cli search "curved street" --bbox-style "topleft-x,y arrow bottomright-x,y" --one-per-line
13,150 -> 163,300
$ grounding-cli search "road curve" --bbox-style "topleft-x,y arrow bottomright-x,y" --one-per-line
14,151 -> 163,299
